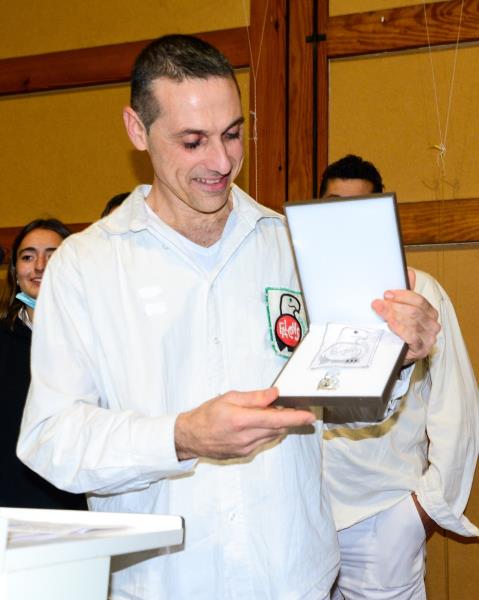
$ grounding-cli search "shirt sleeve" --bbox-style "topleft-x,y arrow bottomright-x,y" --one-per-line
381,363 -> 414,419
415,278 -> 479,536
17,241 -> 196,496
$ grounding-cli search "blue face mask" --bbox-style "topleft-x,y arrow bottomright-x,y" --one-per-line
16,291 -> 37,310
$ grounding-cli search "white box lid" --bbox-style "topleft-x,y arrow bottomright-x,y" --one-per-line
284,194 -> 408,325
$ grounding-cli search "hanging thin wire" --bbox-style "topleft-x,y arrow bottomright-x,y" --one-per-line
423,0 -> 464,175
242,0 -> 269,201
423,0 -> 464,297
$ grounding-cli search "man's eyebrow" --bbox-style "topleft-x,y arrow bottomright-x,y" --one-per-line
175,117 -> 245,138
175,128 -> 206,137
222,116 -> 244,134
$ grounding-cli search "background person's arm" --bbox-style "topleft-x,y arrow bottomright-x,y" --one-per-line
413,272 -> 479,537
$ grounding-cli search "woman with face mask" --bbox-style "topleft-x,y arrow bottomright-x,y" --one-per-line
0,219 -> 87,509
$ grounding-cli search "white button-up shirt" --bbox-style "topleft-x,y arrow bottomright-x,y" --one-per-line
18,185 -> 339,599
323,270 -> 479,537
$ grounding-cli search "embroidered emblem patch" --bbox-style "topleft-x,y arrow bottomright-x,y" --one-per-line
265,287 -> 308,358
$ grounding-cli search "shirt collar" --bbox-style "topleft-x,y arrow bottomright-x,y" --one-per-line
97,183 -> 282,237
230,184 -> 283,228
97,185 -> 151,235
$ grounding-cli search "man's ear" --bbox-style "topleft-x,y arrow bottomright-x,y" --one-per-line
123,106 -> 148,151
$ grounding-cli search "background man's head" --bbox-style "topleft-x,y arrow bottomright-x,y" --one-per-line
319,154 -> 384,198
101,192 -> 130,218
131,34 -> 239,133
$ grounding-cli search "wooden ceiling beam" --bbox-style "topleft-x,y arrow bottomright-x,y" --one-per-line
398,198 -> 479,245
327,0 -> 479,58
1,198 -> 478,262
3,3 -> 477,97
0,27 -> 249,97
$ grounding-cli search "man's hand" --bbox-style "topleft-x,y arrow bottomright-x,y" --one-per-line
174,387 -> 315,460
371,268 -> 440,363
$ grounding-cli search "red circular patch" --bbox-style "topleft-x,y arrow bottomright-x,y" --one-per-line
275,314 -> 301,348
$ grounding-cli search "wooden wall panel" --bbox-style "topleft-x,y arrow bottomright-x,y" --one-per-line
447,536 -> 479,597
327,0 -> 479,58
3,197 -> 479,263
446,462 -> 479,598
0,28 -> 249,96
288,0 -> 315,202
248,0 -> 287,211
316,1 -> 329,188
399,199 -> 479,245
425,533 -> 448,600
287,0 -> 329,202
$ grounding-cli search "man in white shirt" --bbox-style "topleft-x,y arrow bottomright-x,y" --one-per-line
321,155 -> 479,600
18,38 -> 440,599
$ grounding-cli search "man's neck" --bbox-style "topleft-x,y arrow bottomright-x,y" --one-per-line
146,187 -> 233,247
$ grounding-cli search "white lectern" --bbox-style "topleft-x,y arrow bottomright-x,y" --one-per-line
0,507 -> 183,600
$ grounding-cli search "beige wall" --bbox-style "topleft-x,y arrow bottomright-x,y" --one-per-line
0,73 -> 249,226
328,2 -> 479,369
330,0 -> 444,16
329,46 -> 479,203
0,0 -> 249,228
0,0 -> 249,58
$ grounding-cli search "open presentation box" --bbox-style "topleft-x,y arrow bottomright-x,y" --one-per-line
275,193 -> 408,411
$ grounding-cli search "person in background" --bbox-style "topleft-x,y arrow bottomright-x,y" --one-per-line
320,155 -> 479,600
0,219 -> 87,510
100,192 -> 130,218
18,37 -> 439,599
319,154 -> 383,197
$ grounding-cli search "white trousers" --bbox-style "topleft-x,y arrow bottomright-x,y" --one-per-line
331,495 -> 426,600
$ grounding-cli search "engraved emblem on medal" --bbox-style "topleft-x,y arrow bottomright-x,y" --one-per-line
311,324 -> 383,390
317,370 -> 340,390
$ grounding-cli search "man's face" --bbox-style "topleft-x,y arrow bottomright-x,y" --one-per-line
322,178 -> 374,198
141,76 -> 244,215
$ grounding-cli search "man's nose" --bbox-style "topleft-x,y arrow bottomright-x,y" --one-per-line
206,140 -> 231,174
